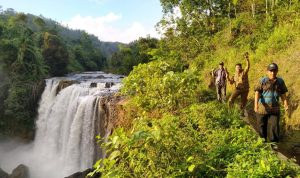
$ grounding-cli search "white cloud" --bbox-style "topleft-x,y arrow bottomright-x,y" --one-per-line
62,13 -> 160,43
87,0 -> 108,5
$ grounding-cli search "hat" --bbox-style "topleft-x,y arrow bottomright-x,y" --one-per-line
219,62 -> 224,65
267,63 -> 278,71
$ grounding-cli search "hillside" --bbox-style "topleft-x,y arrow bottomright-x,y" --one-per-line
90,1 -> 300,177
1,9 -> 121,59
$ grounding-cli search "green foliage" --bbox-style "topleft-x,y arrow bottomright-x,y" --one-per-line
92,115 -> 205,177
0,16 -> 48,135
42,32 -> 69,76
227,147 -> 298,177
108,37 -> 159,75
92,103 -> 300,177
4,83 -> 33,127
121,59 -> 200,111
256,24 -> 295,58
70,33 -> 105,71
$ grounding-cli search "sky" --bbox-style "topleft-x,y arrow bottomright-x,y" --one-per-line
0,0 -> 163,43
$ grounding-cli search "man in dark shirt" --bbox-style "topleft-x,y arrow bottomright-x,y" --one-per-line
254,63 -> 289,142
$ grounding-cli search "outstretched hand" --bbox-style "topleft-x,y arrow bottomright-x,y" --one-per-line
244,52 -> 249,59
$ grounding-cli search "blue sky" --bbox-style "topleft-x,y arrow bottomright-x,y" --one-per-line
0,0 -> 163,43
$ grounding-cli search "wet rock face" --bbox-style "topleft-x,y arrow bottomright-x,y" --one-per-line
0,168 -> 9,178
56,80 -> 79,95
94,95 -> 123,161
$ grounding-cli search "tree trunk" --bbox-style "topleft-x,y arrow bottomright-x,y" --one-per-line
271,0 -> 274,13
265,0 -> 268,15
234,6 -> 237,18
252,0 -> 255,18
229,2 -> 232,34
206,0 -> 214,34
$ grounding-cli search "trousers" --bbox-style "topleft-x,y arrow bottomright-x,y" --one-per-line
228,89 -> 249,110
216,84 -> 226,103
256,113 -> 280,142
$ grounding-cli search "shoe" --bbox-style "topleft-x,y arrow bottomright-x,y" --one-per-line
271,144 -> 278,150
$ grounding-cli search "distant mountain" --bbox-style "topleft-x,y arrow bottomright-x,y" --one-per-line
1,8 -> 122,59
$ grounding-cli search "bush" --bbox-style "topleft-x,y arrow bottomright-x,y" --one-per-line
91,103 -> 300,177
121,60 -> 201,111
227,146 -> 299,178
256,24 -> 295,58
93,115 -> 206,177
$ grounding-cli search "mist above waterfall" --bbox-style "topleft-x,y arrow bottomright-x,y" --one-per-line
0,72 -> 123,178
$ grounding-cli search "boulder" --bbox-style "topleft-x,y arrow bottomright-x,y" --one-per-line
105,82 -> 114,88
65,168 -> 100,178
95,75 -> 105,79
0,168 -> 8,178
90,83 -> 97,88
9,164 -> 29,178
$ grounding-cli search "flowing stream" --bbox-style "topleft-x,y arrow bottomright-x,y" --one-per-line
0,72 -> 123,178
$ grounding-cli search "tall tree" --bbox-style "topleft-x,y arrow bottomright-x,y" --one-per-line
42,32 -> 69,76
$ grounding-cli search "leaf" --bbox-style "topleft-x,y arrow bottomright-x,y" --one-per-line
260,160 -> 266,170
151,126 -> 161,140
109,150 -> 120,160
112,136 -> 119,145
188,164 -> 196,172
186,156 -> 194,162
232,0 -> 239,5
93,159 -> 102,168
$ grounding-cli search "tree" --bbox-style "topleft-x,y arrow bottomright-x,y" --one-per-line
108,37 -> 159,75
42,32 -> 69,76
33,17 -> 46,31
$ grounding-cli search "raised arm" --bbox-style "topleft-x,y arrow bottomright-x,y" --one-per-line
244,52 -> 250,74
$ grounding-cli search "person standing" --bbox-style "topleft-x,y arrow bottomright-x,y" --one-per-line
228,52 -> 250,117
254,63 -> 289,142
212,62 -> 228,103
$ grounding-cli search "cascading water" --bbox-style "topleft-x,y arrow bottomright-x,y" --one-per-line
0,72 -> 123,178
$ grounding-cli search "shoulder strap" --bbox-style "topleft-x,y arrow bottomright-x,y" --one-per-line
260,77 -> 269,84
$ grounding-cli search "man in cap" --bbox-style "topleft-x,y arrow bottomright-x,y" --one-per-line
212,62 -> 229,103
254,63 -> 289,143
228,52 -> 250,117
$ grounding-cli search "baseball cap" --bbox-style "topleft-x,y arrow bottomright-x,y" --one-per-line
267,63 -> 278,71
219,62 -> 224,65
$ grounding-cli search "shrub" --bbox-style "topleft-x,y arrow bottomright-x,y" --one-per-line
91,103 -> 300,177
121,60 -> 201,111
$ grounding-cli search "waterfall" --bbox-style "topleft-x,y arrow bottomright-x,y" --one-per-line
0,72 -> 122,178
